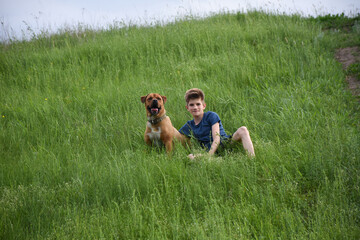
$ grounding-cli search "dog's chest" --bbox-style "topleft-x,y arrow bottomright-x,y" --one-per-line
146,122 -> 163,147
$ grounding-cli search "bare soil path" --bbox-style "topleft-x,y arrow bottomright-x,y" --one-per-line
335,46 -> 360,97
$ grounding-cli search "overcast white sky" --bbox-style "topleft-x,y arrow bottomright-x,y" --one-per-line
0,0 -> 359,41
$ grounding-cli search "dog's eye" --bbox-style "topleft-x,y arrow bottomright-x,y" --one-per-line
156,97 -> 161,101
148,97 -> 152,101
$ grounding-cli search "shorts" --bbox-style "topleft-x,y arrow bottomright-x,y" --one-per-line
197,135 -> 240,155
215,135 -> 243,156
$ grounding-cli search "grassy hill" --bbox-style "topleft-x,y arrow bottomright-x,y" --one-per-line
1,11 -> 359,239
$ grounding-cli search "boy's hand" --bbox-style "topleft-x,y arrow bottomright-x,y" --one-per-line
187,153 -> 212,160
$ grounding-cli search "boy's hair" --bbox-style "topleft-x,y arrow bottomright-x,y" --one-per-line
184,88 -> 205,104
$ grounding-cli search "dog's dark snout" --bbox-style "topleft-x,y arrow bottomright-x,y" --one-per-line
151,99 -> 158,107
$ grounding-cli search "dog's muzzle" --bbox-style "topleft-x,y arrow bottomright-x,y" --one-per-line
148,100 -> 161,115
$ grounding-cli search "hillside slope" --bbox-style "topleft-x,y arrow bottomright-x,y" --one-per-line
1,12 -> 359,239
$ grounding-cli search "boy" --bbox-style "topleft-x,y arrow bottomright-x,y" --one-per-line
179,88 -> 255,159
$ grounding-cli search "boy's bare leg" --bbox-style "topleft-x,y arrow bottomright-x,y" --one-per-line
232,126 -> 255,157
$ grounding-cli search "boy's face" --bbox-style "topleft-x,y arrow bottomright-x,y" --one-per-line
186,98 -> 206,118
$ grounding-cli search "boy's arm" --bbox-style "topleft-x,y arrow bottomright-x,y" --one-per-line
208,122 -> 221,155
188,123 -> 220,160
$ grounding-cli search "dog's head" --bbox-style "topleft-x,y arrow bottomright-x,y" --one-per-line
141,93 -> 167,117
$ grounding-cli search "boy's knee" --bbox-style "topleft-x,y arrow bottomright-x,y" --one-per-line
237,126 -> 249,136
233,126 -> 249,140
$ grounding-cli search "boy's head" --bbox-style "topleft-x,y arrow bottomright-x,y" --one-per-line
184,88 -> 206,118
184,88 -> 205,105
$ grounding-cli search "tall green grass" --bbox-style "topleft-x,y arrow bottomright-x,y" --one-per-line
1,11 -> 359,239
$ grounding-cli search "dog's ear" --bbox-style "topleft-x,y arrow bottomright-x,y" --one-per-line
161,95 -> 167,104
141,95 -> 147,103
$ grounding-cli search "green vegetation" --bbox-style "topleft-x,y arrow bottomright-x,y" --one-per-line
347,63 -> 360,79
310,13 -> 360,48
309,13 -> 360,30
1,11 -> 359,239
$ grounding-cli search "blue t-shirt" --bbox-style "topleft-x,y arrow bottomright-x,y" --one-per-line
179,111 -> 231,150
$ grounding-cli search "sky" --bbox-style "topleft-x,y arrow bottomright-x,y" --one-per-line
0,0 -> 359,41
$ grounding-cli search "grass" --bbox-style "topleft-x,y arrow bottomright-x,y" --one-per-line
1,11 -> 359,239
347,63 -> 360,79
309,13 -> 360,30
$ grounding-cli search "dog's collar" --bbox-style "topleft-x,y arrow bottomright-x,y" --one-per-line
148,114 -> 167,125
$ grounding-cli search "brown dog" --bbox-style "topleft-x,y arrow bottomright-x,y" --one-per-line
141,93 -> 187,153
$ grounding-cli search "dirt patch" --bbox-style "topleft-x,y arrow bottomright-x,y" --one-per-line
335,47 -> 360,97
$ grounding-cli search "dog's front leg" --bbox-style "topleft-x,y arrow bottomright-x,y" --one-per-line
164,140 -> 173,154
144,133 -> 152,146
